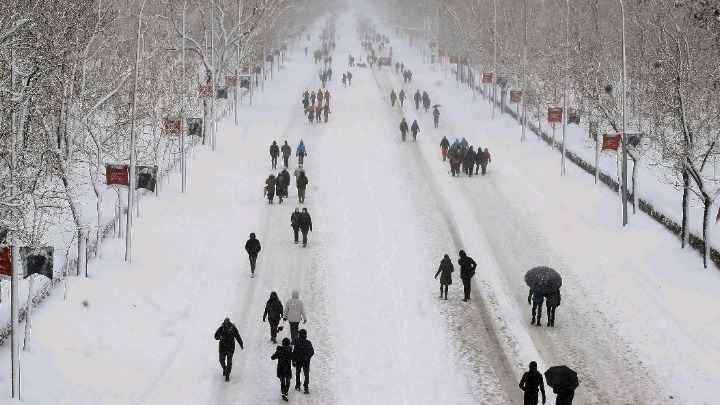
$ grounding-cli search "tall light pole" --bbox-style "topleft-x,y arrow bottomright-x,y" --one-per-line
521,0 -> 528,141
620,0 -> 628,226
492,0 -> 497,119
561,0 -> 569,175
210,0 -> 216,151
181,1 -> 187,194
126,0 -> 148,262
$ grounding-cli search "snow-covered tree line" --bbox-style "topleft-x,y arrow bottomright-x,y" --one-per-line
383,0 -> 720,267
0,0 -> 317,276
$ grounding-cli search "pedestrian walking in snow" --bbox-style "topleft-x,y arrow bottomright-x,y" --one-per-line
270,141 -> 280,169
458,250 -> 477,301
264,292 -> 284,343
298,208 -> 312,246
544,289 -> 561,327
480,148 -> 491,175
296,171 -> 308,203
296,141 -> 307,165
323,104 -> 331,123
315,106 -> 322,123
434,254 -> 454,300
265,174 -> 277,204
464,146 -> 477,177
449,147 -> 461,177
395,61 -> 400,73
347,71 -> 353,85
284,290 -> 307,343
244,232 -> 261,277
519,361 -> 547,405
324,90 -> 331,107
410,119 -> 420,142
302,96 -> 310,110
276,172 -> 287,204
422,91 -> 431,112
215,318 -> 244,381
399,118 -> 409,142
390,89 -> 397,106
271,337 -> 294,401
414,90 -> 421,109
433,106 -> 440,127
528,288 -> 545,326
279,167 -> 290,198
293,329 -> 315,394
307,109 -> 315,124
291,208 -> 302,243
317,88 -> 324,105
310,91 -> 316,106
398,89 -> 406,106
281,141 -> 292,168
342,74 -> 347,87
440,136 -> 450,161
474,146 -> 484,175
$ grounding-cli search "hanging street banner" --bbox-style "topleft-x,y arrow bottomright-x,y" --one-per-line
240,75 -> 252,89
567,108 -> 581,125
198,85 -> 213,98
0,245 -> 11,277
105,164 -> 130,186
241,65 -> 251,74
448,55 -> 459,64
438,49 -> 446,57
163,118 -> 181,135
225,76 -> 238,87
429,41 -> 437,48
482,73 -> 494,84
216,87 -> 228,99
601,133 -> 622,151
547,107 -> 564,124
186,118 -> 203,137
136,165 -> 159,192
510,90 -> 522,103
19,246 -> 53,279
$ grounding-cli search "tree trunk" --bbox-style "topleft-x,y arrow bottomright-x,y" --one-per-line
681,169 -> 690,249
702,194 -> 711,268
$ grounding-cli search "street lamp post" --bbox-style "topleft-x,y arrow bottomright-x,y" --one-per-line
620,0 -> 628,226
492,0 -> 497,119
561,0 -> 569,175
521,0 -> 528,141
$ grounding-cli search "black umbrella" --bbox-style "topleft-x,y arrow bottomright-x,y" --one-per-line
544,365 -> 579,393
525,266 -> 562,294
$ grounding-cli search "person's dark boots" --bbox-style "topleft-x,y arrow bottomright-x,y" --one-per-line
225,374 -> 230,381
304,388 -> 309,394
531,317 -> 535,325
536,319 -> 542,326
295,385 -> 301,391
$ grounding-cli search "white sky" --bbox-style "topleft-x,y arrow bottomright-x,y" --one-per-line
0,10 -> 718,405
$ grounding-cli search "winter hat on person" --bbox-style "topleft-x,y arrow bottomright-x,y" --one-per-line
282,337 -> 291,346
224,317 -> 230,324
249,232 -> 256,239
299,329 -> 307,338
444,254 -> 449,259
459,250 -> 466,257
529,361 -> 537,370
270,291 -> 278,301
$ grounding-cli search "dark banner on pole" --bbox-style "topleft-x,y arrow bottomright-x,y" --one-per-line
164,118 -> 181,135
240,76 -> 251,89
19,246 -> 53,280
198,85 -> 213,98
186,118 -> 203,137
0,245 -> 11,277
216,87 -> 228,99
105,164 -> 130,186
136,165 -> 158,192
567,108 -> 581,125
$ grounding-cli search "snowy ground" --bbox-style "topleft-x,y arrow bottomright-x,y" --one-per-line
0,10 -> 718,405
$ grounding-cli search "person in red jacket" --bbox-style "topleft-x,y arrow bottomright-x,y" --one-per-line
480,148 -> 492,175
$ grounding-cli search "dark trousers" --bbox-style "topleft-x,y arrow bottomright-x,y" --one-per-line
547,305 -> 557,325
475,162 -> 481,175
279,375 -> 291,395
301,231 -> 308,246
523,391 -> 539,405
271,156 -> 278,168
219,351 -> 234,375
269,318 -> 280,341
439,284 -> 448,299
283,156 -> 289,167
249,254 -> 257,272
461,277 -> 471,299
295,363 -> 310,389
481,163 -> 488,175
556,390 -> 575,404
293,227 -> 300,243
298,155 -> 304,165
289,321 -> 300,343
298,188 -> 306,203
532,302 -> 543,322
451,164 -> 460,177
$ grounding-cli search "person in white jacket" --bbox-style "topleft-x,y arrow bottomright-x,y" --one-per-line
283,290 -> 307,343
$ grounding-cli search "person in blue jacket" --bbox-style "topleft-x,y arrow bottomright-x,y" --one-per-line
528,289 -> 545,326
296,141 -> 307,165
451,138 -> 462,149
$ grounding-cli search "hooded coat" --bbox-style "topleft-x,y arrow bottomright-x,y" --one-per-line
264,292 -> 284,321
298,210 -> 312,232
281,143 -> 292,158
271,341 -> 294,378
284,290 -> 307,323
245,236 -> 261,256
545,290 -> 561,307
269,142 -> 280,157
214,319 -> 244,354
293,330 -> 315,367
435,256 -> 454,285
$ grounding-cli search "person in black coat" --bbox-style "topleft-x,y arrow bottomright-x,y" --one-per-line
433,106 -> 440,127
544,289 -> 561,327
276,172 -> 287,204
464,146 -> 477,177
413,90 -> 421,109
292,329 -> 315,394
291,208 -> 302,244
399,118 -> 409,142
519,361 -> 546,405
410,119 -> 420,141
458,250 -> 477,301
215,318 -> 244,381
244,232 -> 261,277
298,208 -> 313,247
474,145 -> 484,175
263,292 -> 284,343
434,254 -> 454,300
278,168 -> 291,198
271,337 -> 294,401
265,174 -> 276,204
270,141 -> 280,169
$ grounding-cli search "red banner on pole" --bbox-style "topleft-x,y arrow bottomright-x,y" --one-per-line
438,49 -> 446,57
0,245 -> 11,277
482,73 -> 494,84
601,133 -> 622,151
547,107 -> 564,124
241,65 -> 251,75
164,118 -> 181,135
510,90 -> 522,103
226,76 -> 238,86
198,85 -> 213,98
448,55 -> 459,64
105,164 -> 130,186
429,41 -> 437,48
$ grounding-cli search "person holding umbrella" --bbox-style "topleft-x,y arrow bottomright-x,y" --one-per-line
528,288 -> 544,326
524,266 -> 563,326
544,365 -> 579,404
545,289 -> 561,327
519,361 -> 546,405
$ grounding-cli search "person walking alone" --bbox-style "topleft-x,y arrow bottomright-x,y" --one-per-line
271,337 -> 294,401
297,171 -> 308,203
244,232 -> 261,278
432,106 -> 440,128
281,141 -> 292,168
434,254 -> 454,300
283,290 -> 307,343
296,140 -> 307,166
440,136 -> 450,161
214,318 -> 244,381
398,89 -> 406,106
263,292 -> 284,343
458,250 -> 477,302
390,89 -> 397,106
293,329 -> 315,394
410,119 -> 420,142
519,361 -> 547,405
